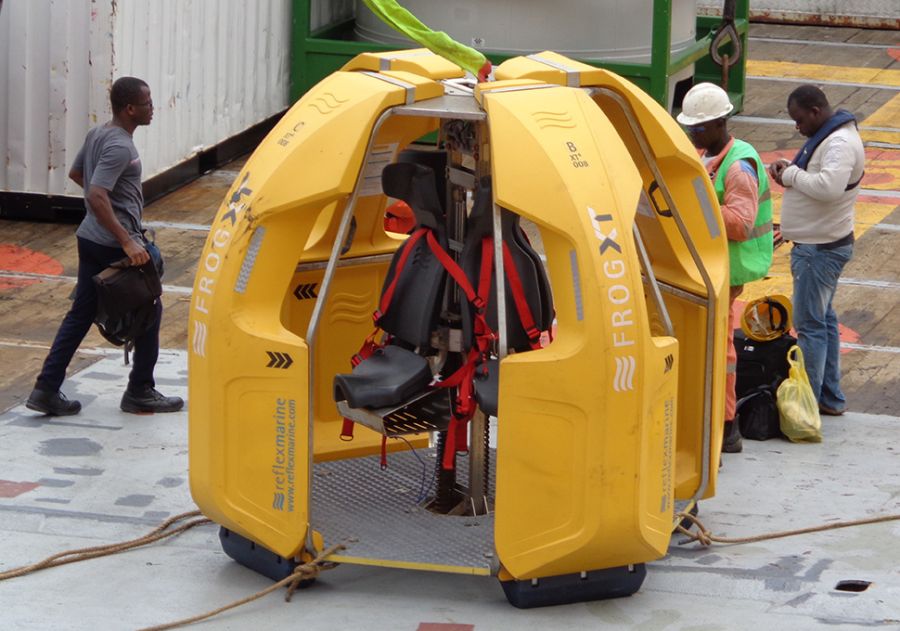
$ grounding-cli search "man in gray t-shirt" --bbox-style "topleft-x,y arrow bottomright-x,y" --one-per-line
26,76 -> 183,417
73,125 -> 145,248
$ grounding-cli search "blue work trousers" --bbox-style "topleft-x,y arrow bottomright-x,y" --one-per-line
789,241 -> 853,411
35,237 -> 161,393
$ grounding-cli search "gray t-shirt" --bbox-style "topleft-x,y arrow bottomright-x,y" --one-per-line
73,124 -> 144,248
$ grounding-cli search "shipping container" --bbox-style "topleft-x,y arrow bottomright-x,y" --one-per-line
0,0 -> 292,219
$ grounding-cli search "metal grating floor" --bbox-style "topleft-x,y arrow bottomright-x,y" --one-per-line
311,447 -> 496,574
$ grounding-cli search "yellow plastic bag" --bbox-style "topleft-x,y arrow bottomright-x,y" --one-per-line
776,345 -> 822,443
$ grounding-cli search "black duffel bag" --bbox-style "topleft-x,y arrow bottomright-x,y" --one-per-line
737,384 -> 783,441
734,329 -> 796,441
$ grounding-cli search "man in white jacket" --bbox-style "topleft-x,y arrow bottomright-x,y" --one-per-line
768,85 -> 865,416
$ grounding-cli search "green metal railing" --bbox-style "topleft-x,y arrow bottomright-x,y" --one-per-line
290,0 -> 749,111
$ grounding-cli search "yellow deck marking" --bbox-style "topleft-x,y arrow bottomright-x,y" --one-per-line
860,93 -> 900,145
861,129 -> 900,145
748,60 -> 900,145
747,60 -> 900,89
863,93 -> 900,128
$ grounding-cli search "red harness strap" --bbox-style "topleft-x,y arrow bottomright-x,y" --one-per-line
342,228 -> 427,442
343,228 -> 545,472
340,329 -> 384,441
501,243 -> 543,350
425,232 -> 484,311
426,234 -> 498,469
375,227 -> 429,323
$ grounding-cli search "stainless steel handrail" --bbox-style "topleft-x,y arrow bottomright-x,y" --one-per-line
304,106 -> 396,554
633,224 -> 675,337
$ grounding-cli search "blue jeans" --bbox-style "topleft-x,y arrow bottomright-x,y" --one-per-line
790,242 -> 853,411
35,237 -> 161,393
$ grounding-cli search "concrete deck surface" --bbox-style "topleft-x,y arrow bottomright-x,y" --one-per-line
1,353 -> 899,631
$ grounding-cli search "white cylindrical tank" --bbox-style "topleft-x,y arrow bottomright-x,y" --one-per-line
355,0 -> 697,62
0,0 -> 292,199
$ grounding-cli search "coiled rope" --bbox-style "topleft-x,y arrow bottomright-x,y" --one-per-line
0,509 -> 344,630
0,510 -> 211,581
675,510 -> 900,547
140,542 -> 346,631
5,507 -> 898,628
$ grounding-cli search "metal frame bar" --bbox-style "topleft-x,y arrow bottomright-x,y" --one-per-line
590,86 -> 718,503
492,202 -> 508,360
633,225 -> 674,337
304,107 -> 395,553
296,252 -> 394,273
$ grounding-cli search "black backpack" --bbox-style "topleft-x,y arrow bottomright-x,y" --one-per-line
93,254 -> 162,363
735,329 -> 796,441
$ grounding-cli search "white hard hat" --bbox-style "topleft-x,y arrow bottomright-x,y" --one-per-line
676,82 -> 734,126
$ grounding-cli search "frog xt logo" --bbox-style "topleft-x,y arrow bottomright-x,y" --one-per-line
587,208 -> 621,254
221,173 -> 253,226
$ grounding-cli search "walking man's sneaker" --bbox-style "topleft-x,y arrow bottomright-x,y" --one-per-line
120,387 -> 184,414
26,388 -> 82,416
722,419 -> 743,453
819,404 -> 845,416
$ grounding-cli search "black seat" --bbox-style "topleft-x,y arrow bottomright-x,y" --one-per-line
460,179 -> 553,353
460,180 -> 554,415
334,345 -> 432,409
333,160 -> 448,410
375,162 -> 448,347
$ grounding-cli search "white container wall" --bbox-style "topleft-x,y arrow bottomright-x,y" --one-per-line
697,0 -> 899,29
0,0 -> 292,199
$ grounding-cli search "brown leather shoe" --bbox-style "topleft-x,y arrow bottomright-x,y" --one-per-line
819,404 -> 845,416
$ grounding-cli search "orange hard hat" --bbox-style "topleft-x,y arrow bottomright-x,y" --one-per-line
384,199 -> 415,234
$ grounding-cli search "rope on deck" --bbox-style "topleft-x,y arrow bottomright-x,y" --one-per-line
675,510 -> 900,546
0,510 -> 212,581
140,542 -> 346,631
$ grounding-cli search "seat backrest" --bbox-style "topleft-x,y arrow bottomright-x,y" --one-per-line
460,179 -> 553,352
376,161 -> 448,348
397,148 -> 447,212
381,162 -> 444,231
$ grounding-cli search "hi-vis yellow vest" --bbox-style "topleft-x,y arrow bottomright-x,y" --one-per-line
714,139 -> 773,286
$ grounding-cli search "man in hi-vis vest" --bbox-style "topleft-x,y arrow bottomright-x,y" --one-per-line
678,83 -> 774,454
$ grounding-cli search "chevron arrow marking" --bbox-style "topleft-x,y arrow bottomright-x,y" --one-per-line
293,283 -> 318,300
265,351 -> 294,369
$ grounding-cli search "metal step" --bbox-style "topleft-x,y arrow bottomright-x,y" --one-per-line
336,388 -> 454,437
